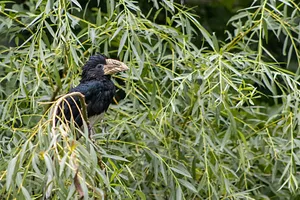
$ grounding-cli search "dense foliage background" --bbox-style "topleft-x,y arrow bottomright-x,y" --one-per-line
1,0 -> 300,199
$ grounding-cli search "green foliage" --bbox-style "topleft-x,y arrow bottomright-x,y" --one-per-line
0,0 -> 300,199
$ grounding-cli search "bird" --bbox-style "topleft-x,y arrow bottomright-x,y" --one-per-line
56,54 -> 129,134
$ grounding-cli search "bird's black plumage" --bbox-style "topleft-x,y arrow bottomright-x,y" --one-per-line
56,54 -> 128,128
81,54 -> 107,83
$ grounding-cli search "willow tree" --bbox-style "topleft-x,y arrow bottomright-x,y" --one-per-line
1,0 -> 300,199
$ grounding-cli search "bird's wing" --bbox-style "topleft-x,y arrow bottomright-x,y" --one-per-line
59,80 -> 115,127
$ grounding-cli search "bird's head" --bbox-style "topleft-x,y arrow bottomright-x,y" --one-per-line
81,54 -> 129,82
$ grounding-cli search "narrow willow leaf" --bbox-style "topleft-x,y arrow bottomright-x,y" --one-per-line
44,154 -> 53,176
26,13 -> 43,29
170,166 -> 192,178
102,155 -> 129,162
90,28 -> 96,44
262,18 -> 268,42
287,45 -> 293,67
39,39 -> 45,63
278,0 -> 292,7
67,183 -> 76,200
36,0 -> 43,9
130,40 -> 140,61
178,179 -> 197,193
21,186 -> 31,200
6,156 -> 18,191
29,42 -> 35,60
204,65 -> 218,79
176,186 -> 182,200
136,112 -> 148,126
125,165 -> 135,180
262,46 -> 277,62
261,74 -> 274,94
160,162 -> 168,185
32,153 -> 41,175
59,154 -> 68,176
220,128 -> 231,151
70,0 -> 82,9
89,144 -> 98,166
44,21 -> 56,38
170,101 -> 176,112
118,31 -> 128,56
96,8 -> 102,26
107,0 -> 114,18
198,25 -> 213,49
279,162 -> 290,183
110,26 -> 123,41
285,76 -> 294,90
136,191 -> 146,200
212,33 -> 219,52
70,45 -> 79,65
45,0 -> 51,14
222,61 -> 241,76
227,11 -> 249,23
95,168 -> 109,186
117,13 -> 125,25
282,36 -> 288,56
162,0 -> 174,12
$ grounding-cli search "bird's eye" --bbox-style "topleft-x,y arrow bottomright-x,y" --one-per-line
96,64 -> 102,69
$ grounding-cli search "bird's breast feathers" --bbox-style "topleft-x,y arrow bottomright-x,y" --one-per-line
88,112 -> 105,127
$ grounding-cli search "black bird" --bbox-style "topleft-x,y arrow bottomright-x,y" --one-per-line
56,54 -> 129,131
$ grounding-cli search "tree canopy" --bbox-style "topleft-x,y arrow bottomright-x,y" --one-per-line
1,0 -> 300,199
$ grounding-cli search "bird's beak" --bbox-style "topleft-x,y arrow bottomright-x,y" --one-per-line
103,59 -> 129,75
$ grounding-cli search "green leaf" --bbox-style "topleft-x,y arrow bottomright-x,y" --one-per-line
262,18 -> 268,43
118,30 -> 128,56
102,155 -> 129,162
70,0 -> 82,9
6,156 -> 18,191
59,154 -> 68,176
21,186 -> 31,200
170,166 -> 192,178
212,33 -> 219,52
136,190 -> 146,200
178,179 -> 197,193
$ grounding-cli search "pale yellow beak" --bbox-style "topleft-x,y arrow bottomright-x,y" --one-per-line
103,59 -> 129,75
